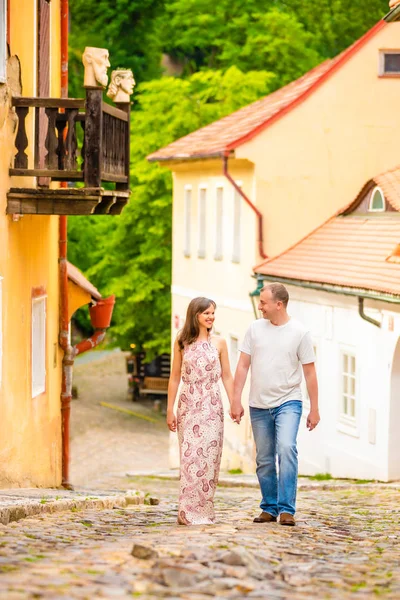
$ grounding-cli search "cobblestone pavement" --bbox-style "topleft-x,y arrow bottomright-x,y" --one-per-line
0,476 -> 399,599
70,351 -> 169,488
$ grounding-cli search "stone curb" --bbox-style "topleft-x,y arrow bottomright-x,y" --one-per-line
126,471 -> 400,491
0,492 -> 144,526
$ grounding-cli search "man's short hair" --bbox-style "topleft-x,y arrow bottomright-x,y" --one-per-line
262,282 -> 289,307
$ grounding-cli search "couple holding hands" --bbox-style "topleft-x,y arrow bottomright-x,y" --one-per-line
167,283 -> 320,527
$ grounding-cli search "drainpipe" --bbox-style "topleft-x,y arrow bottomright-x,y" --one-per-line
222,154 -> 268,260
358,297 -> 381,328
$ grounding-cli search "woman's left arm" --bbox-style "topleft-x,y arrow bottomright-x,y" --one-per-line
218,338 -> 234,405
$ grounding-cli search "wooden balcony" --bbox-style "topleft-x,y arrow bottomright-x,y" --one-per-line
7,89 -> 130,215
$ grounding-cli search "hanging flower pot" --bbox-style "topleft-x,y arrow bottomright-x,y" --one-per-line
89,295 -> 116,329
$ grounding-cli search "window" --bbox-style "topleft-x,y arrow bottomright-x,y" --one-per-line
229,335 -> 239,371
198,186 -> 207,258
32,296 -> 46,398
0,276 -> 2,388
369,186 -> 385,212
0,0 -> 6,83
215,186 -> 223,260
183,186 -> 192,257
232,185 -> 241,263
379,50 -> 400,76
340,352 -> 356,424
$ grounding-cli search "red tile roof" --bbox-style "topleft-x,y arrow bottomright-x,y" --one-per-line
148,21 -> 385,162
255,169 -> 400,298
67,261 -> 101,301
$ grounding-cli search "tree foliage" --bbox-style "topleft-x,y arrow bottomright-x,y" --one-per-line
87,68 -> 274,356
68,0 -> 389,356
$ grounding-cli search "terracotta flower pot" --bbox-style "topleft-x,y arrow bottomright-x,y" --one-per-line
89,295 -> 116,329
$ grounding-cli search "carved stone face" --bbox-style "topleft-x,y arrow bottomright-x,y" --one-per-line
118,71 -> 135,95
82,47 -> 111,88
107,69 -> 135,103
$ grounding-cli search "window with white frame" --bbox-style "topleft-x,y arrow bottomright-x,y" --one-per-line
232,184 -> 241,263
379,50 -> 400,76
198,186 -> 207,258
340,352 -> 357,424
215,186 -> 223,260
368,186 -> 385,212
0,276 -> 2,388
183,186 -> 192,257
32,296 -> 47,398
0,0 -> 6,83
229,335 -> 239,371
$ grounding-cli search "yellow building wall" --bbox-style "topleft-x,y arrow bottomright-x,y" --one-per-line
237,22 -> 400,258
0,0 -> 63,487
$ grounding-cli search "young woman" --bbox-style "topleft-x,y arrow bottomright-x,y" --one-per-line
167,297 -> 236,525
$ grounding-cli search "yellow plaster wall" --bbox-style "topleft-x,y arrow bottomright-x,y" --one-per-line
0,0 -> 63,487
68,281 -> 91,321
237,21 -> 400,258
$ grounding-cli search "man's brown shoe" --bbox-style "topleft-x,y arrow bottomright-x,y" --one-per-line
279,512 -> 295,526
253,512 -> 277,523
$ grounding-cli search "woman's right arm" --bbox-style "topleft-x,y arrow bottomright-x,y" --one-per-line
167,339 -> 182,432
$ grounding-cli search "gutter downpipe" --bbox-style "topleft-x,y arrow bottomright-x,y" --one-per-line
358,297 -> 381,328
222,153 -> 268,260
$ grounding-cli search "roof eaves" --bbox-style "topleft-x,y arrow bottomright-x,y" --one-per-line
226,20 -> 386,152
147,150 -> 225,163
384,4 -> 400,22
257,274 -> 400,304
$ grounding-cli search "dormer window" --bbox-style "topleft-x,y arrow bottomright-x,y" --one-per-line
369,186 -> 385,212
379,50 -> 400,76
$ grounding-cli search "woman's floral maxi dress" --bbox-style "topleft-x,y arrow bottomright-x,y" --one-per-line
176,337 -> 224,525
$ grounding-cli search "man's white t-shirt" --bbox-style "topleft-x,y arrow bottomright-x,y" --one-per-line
240,317 -> 315,409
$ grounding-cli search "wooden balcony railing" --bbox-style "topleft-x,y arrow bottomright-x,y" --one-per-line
8,88 -> 130,215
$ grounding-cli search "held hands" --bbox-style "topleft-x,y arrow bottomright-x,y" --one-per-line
306,409 -> 320,431
167,409 -> 177,432
230,401 -> 244,425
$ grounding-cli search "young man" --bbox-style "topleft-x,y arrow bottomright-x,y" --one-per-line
231,282 -> 320,526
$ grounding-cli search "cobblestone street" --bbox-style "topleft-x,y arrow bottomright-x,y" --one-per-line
0,352 -> 399,599
0,477 -> 399,599
70,351 -> 169,488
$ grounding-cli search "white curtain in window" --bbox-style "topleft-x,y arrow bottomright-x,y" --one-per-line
183,187 -> 192,257
232,187 -> 241,263
0,0 -> 6,83
215,187 -> 223,260
32,297 -> 47,398
198,187 -> 207,258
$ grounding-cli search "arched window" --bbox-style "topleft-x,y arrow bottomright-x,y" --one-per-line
369,187 -> 385,212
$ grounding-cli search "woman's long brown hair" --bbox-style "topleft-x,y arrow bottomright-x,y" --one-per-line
177,297 -> 216,350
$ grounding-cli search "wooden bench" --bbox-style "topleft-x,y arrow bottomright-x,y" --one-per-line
140,376 -> 169,397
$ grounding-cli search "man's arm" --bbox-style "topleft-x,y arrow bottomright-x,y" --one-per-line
231,352 -> 250,422
302,362 -> 320,431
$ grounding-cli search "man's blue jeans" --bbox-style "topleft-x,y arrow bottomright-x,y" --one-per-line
250,400 -> 302,516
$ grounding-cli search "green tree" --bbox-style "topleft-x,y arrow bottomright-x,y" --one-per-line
90,67 -> 274,357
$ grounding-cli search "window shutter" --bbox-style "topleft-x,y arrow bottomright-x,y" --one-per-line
32,297 -> 47,397
0,0 -> 6,83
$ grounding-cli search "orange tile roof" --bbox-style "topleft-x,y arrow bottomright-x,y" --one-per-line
67,261 -> 101,301
255,172 -> 400,298
148,21 -> 385,162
